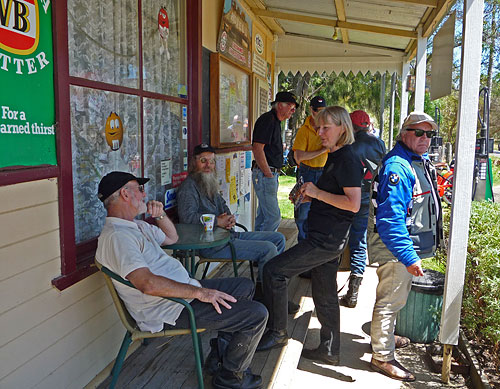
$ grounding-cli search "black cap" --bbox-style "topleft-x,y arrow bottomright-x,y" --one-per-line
271,91 -> 298,107
97,171 -> 149,202
310,96 -> 326,109
194,143 -> 216,156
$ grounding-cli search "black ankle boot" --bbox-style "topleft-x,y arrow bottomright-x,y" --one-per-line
212,367 -> 263,389
204,336 -> 230,375
339,274 -> 363,308
301,339 -> 340,365
256,329 -> 288,352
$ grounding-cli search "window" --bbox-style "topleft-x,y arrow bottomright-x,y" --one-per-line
51,0 -> 201,290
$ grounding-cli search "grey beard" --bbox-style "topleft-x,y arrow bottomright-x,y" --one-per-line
192,171 -> 219,200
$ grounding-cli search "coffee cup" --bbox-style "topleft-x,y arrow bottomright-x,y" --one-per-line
200,213 -> 215,232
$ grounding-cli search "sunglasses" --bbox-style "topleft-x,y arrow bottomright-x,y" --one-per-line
198,157 -> 216,164
406,128 -> 437,138
125,184 -> 145,193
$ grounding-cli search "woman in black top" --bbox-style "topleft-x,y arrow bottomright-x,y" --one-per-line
256,106 -> 363,365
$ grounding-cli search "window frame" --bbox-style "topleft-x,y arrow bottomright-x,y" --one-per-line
25,0 -> 202,290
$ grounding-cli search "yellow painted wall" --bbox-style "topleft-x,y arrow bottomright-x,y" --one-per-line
202,0 -> 223,52
0,179 -> 122,389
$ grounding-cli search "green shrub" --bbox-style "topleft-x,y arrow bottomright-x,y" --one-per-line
281,164 -> 297,177
491,156 -> 500,186
461,201 -> 500,352
424,201 -> 500,357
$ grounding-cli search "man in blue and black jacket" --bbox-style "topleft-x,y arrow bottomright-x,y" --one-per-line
367,112 -> 443,382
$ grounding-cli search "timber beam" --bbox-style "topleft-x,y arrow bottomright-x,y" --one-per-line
251,8 -> 418,39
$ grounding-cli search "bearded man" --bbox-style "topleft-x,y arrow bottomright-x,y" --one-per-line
177,144 -> 288,288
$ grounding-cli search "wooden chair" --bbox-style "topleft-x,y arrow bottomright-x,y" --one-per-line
95,261 -> 206,389
193,223 -> 255,281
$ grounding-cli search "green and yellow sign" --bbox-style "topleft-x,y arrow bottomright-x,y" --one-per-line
0,0 -> 56,168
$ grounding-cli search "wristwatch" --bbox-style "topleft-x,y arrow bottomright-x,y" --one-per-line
154,214 -> 165,220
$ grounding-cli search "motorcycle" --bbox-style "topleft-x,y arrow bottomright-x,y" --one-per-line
434,161 -> 454,205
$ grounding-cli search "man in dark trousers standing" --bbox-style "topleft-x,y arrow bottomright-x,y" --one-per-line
340,110 -> 386,308
252,91 -> 297,232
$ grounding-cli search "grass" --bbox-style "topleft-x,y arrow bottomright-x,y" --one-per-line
278,175 -> 297,219
491,155 -> 500,186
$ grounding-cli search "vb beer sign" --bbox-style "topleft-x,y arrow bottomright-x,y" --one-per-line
0,0 -> 56,168
0,0 -> 40,55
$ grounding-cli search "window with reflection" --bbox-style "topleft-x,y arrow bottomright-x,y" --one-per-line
70,87 -> 141,243
67,0 -> 188,246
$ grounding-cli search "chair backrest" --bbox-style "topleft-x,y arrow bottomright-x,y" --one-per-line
95,261 -> 140,335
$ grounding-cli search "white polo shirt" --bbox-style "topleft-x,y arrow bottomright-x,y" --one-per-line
96,217 -> 201,333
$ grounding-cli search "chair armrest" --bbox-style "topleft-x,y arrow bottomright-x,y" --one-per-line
235,222 -> 248,232
98,264 -> 196,313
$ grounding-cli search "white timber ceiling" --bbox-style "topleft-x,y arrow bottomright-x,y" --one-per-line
244,0 -> 456,75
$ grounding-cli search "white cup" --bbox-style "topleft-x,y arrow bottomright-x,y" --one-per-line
199,213 -> 215,232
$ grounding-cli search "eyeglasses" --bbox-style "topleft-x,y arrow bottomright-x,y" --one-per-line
125,184 -> 145,193
198,157 -> 216,164
406,128 -> 437,138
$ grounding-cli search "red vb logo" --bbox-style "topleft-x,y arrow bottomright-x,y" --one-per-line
0,0 -> 39,55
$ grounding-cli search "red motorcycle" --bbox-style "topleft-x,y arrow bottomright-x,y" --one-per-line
434,161 -> 454,205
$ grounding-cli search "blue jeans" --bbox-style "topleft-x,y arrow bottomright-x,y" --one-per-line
347,192 -> 370,275
252,168 -> 281,232
199,231 -> 286,280
175,277 -> 268,372
295,165 -> 324,241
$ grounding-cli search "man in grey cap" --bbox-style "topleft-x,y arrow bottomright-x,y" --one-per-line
252,91 -> 297,232
177,144 -> 286,282
367,112 -> 443,381
95,171 -> 268,389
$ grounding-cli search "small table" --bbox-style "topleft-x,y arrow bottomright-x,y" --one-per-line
162,224 -> 231,276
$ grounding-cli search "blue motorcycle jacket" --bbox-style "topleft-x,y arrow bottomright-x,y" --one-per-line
367,141 -> 442,267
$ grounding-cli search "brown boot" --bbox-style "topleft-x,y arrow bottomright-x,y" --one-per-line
370,358 -> 415,381
394,335 -> 410,348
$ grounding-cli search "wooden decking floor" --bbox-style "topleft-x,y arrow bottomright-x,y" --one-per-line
97,258 -> 311,389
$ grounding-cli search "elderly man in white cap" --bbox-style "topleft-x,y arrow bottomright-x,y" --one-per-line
367,112 -> 443,381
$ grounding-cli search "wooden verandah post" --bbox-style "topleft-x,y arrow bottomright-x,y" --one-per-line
439,0 -> 484,382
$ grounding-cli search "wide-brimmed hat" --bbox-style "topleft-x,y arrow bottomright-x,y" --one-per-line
271,91 -> 298,107
98,171 -> 149,202
402,111 -> 438,131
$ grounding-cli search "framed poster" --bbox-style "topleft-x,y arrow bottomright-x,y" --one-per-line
210,53 -> 252,148
254,75 -> 269,122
